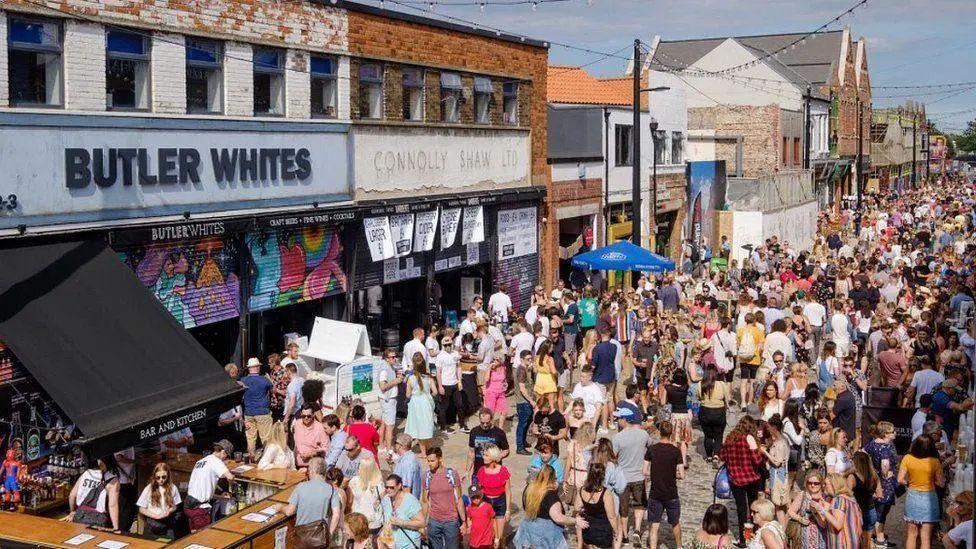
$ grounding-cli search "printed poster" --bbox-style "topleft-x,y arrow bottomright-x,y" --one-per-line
363,216 -> 394,262
352,362 -> 373,395
497,207 -> 537,260
388,214 -> 415,257
413,209 -> 439,252
461,206 -> 485,245
440,208 -> 462,249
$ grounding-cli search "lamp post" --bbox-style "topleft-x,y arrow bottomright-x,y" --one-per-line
629,43 -> 669,250
649,118 -> 659,249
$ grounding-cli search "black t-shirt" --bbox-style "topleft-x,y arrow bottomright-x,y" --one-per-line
468,426 -> 509,472
535,489 -> 562,521
633,341 -> 657,376
533,411 -> 567,454
644,442 -> 682,501
832,390 -> 856,440
551,337 -> 567,373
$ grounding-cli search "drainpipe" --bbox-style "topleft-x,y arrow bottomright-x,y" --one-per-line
603,107 -> 611,246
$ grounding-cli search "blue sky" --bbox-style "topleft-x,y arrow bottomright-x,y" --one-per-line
369,0 -> 976,133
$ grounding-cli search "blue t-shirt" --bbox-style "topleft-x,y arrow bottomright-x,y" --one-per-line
381,493 -> 423,549
931,391 -> 957,435
242,374 -> 272,416
393,451 -> 423,500
591,341 -> 617,384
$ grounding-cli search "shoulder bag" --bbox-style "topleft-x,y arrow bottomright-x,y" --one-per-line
294,489 -> 335,549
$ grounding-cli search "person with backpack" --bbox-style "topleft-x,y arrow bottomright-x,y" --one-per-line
736,312 -> 764,408
64,454 -> 122,533
422,446 -> 465,549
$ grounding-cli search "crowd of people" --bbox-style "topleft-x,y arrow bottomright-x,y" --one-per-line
62,176 -> 976,549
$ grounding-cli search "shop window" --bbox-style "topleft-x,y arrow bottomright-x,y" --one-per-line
359,62 -> 383,119
671,131 -> 684,164
653,130 -> 667,165
310,55 -> 337,118
474,76 -> 492,124
614,124 -> 632,167
503,82 -> 518,125
402,67 -> 424,121
106,30 -> 150,110
440,72 -> 461,123
186,38 -> 222,114
7,17 -> 62,106
253,47 -> 285,116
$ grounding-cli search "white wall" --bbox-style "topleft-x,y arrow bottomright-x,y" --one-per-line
810,101 -> 830,160
0,12 -> 8,107
151,33 -> 187,114
223,42 -> 253,117
761,200 -> 819,251
286,49 -> 311,119
63,20 -> 105,111
551,160 -> 603,183
605,107 -> 652,205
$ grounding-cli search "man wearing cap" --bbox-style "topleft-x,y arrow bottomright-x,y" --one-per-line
931,378 -> 974,439
393,433 -> 423,500
241,357 -> 273,458
184,440 -> 236,532
612,405 -> 650,545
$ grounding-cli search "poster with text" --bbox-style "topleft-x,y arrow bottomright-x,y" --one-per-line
686,160 -> 727,250
363,216 -> 394,262
461,206 -> 485,245
440,208 -> 462,249
413,209 -> 439,252
388,213 -> 415,257
497,207 -> 538,260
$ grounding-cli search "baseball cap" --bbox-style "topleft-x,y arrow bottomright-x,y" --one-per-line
216,439 -> 235,455
612,406 -> 635,421
468,485 -> 483,499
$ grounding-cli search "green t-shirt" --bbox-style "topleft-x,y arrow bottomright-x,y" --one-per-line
579,297 -> 598,328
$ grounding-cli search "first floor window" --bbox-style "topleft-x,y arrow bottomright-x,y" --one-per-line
106,30 -> 150,110
440,72 -> 461,123
653,130 -> 667,165
615,124 -> 632,166
310,55 -> 337,118
186,38 -> 222,113
359,63 -> 383,119
8,17 -> 62,106
402,67 -> 424,121
253,47 -> 284,115
671,131 -> 684,164
474,76 -> 492,124
502,82 -> 518,125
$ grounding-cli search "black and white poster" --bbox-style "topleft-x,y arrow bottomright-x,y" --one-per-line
461,206 -> 485,245
440,208 -> 462,249
497,207 -> 538,260
364,216 -> 395,262
413,209 -> 439,252
389,213 -> 415,257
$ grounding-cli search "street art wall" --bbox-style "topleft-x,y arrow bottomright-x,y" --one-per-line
246,226 -> 347,312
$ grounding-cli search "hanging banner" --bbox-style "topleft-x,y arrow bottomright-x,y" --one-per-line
245,226 -> 346,311
461,205 -> 485,245
413,209 -> 439,252
497,207 -> 538,260
116,236 -> 241,328
389,213 -> 415,257
440,208 -> 462,249
363,216 -> 394,262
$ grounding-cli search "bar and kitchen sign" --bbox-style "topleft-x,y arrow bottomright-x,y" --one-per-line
0,122 -> 349,230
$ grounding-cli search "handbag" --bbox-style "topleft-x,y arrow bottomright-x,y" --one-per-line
713,466 -> 732,501
294,489 -> 335,549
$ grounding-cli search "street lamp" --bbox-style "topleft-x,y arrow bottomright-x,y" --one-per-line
649,117 -> 659,248
630,42 -> 670,250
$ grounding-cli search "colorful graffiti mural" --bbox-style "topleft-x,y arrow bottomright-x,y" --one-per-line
118,237 -> 241,328
246,226 -> 346,311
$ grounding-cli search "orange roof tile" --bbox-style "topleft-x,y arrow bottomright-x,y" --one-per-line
547,65 -> 632,106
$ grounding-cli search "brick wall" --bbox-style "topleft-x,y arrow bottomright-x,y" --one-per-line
151,33 -> 186,114
0,12 -> 8,107
63,20 -> 105,111
424,70 -> 441,122
346,9 -> 548,186
384,65 -> 403,122
459,75 -> 475,125
689,105 -> 781,178
285,49 -> 310,119
541,177 -> 604,289
223,41 -> 253,116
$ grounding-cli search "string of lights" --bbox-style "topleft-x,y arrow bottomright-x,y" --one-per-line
873,81 -> 976,90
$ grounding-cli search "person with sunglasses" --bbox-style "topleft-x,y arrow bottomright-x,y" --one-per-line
292,404 -> 329,469
380,474 -> 425,549
137,463 -> 187,538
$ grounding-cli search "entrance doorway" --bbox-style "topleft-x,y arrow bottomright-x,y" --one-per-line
434,264 -> 490,329
189,317 -> 241,367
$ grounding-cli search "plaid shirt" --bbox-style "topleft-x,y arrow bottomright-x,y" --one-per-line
719,435 -> 764,486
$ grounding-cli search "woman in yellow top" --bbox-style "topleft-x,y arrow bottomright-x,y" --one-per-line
533,339 -> 559,401
898,435 -> 944,549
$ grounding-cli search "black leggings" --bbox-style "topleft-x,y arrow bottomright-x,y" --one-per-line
438,384 -> 459,428
698,406 -> 727,458
730,478 -> 763,542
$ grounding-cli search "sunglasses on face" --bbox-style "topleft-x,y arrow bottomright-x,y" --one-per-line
155,475 -> 168,481
301,414 -> 313,419
385,485 -> 398,490
807,481 -> 821,486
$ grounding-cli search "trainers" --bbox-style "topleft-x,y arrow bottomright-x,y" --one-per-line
628,530 -> 642,547
460,425 -> 471,433
516,449 -> 532,456
443,427 -> 456,436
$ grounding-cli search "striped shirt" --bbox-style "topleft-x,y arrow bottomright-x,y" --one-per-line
827,494 -> 862,549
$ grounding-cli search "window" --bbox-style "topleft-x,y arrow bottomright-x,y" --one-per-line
8,17 -> 62,106
653,130 -> 667,165
402,67 -> 424,121
186,38 -> 222,114
793,137 -> 801,166
106,30 -> 150,110
502,82 -> 518,125
782,136 -> 789,165
614,124 -> 633,167
310,55 -> 337,118
440,72 -> 461,123
671,131 -> 684,164
253,47 -> 284,116
359,63 -> 383,119
474,76 -> 492,124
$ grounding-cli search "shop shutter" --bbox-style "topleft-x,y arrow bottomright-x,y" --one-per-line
116,236 -> 241,328
245,225 -> 346,311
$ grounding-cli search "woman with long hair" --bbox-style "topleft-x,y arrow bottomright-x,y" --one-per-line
659,368 -> 692,468
692,503 -> 732,549
817,341 -> 840,394
534,339 -> 559,402
783,363 -> 808,403
65,454 -> 122,532
257,420 -> 295,470
824,428 -> 852,476
718,416 -> 764,544
514,465 -> 586,549
760,415 -> 791,525
575,462 -> 619,549
563,421 -> 596,507
850,451 -> 883,548
898,435 -> 944,549
810,473 -> 862,549
267,352 -> 288,420
405,353 -> 437,456
780,399 -> 805,484
757,380 -> 784,421
348,456 -> 385,537
697,364 -> 731,464
137,462 -> 187,538
787,470 -> 831,549
862,421 -> 899,548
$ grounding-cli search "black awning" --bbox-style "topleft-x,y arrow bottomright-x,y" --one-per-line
0,239 -> 242,457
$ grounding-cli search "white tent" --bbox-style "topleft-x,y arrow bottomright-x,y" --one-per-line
302,317 -> 372,365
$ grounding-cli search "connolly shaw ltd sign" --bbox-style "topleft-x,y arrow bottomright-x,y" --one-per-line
0,117 -> 349,231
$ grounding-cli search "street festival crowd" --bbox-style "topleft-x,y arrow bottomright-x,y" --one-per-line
62,177 -> 976,549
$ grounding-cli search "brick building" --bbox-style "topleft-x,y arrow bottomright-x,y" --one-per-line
1,0 -> 547,363
545,64 -> 687,289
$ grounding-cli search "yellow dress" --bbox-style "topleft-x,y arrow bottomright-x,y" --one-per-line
533,356 -> 558,396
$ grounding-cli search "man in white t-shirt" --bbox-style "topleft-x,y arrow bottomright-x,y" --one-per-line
906,358 -> 945,408
184,439 -> 235,531
487,284 -> 513,326
402,327 -> 429,371
378,350 -> 404,456
435,337 -> 461,434
509,321 -> 536,361
281,341 -> 310,379
569,367 -> 607,425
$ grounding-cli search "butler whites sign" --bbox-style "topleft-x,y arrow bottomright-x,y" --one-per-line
0,117 -> 349,231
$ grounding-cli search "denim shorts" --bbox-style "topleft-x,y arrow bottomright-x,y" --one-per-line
862,506 -> 879,531
486,493 -> 507,517
904,488 -> 940,523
